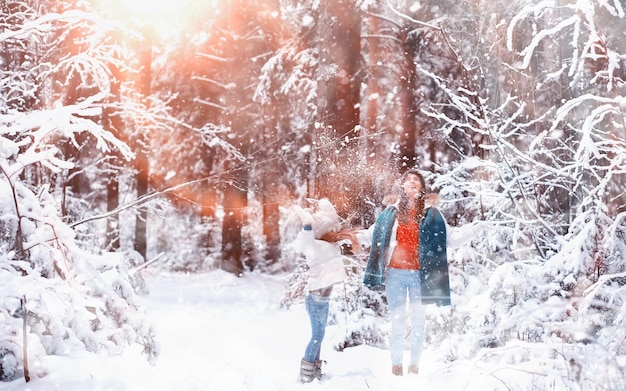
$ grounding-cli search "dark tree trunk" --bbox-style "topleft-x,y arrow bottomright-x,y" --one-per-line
60,26 -> 88,222
217,0 -> 283,273
316,0 -> 361,133
398,32 -> 419,172
364,12 -> 380,155
61,68 -> 82,218
260,123 -> 283,266
103,63 -> 123,251
262,189 -> 281,265
200,182 -> 218,251
134,30 -> 152,260
315,0 -> 362,216
134,150 -> 148,258
105,175 -> 120,250
221,166 -> 247,276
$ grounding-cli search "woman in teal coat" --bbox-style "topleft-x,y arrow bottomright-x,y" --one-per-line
364,170 -> 450,376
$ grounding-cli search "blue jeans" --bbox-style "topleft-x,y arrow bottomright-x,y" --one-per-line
304,292 -> 331,362
385,268 -> 426,366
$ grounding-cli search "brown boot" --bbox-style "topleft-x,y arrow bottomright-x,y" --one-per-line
392,365 -> 403,376
300,358 -> 316,383
408,364 -> 419,375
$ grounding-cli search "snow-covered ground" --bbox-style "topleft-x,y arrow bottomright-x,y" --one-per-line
1,270 -> 513,390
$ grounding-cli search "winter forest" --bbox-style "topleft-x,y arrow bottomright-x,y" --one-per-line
1,0 -> 625,389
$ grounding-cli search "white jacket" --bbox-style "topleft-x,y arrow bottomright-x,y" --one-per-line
292,226 -> 346,292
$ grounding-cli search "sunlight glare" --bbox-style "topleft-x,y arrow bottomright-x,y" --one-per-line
122,0 -> 192,20
104,0 -> 217,38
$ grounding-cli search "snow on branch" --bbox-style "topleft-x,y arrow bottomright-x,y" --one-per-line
0,10 -> 98,43
506,0 -> 558,52
581,271 -> 626,309
508,0 -> 625,93
550,94 -> 622,132
515,15 -> 579,71
598,0 -> 625,17
384,0 -> 440,29
0,92 -> 134,174
416,64 -> 485,131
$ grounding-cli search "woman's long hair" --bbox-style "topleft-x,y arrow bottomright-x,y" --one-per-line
397,170 -> 426,224
320,228 -> 361,254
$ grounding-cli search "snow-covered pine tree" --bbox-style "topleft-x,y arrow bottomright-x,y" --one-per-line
413,0 -> 626,388
0,3 -> 158,381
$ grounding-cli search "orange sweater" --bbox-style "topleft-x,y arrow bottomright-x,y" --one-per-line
388,209 -> 420,270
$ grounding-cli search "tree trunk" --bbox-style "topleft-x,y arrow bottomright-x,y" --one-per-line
221,165 -> 247,276
103,63 -> 123,251
315,0 -> 362,216
134,150 -> 148,258
105,176 -> 120,250
21,297 -> 29,383
364,11 -> 380,156
260,108 -> 283,267
134,30 -> 152,260
398,32 -> 419,172
200,180 -> 218,252
262,188 -> 281,265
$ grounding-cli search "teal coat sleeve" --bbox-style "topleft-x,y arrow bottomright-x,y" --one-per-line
363,206 -> 397,288
420,207 -> 451,306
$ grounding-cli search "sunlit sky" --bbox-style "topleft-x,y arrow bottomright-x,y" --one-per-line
120,0 -> 194,18
96,0 -> 219,39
